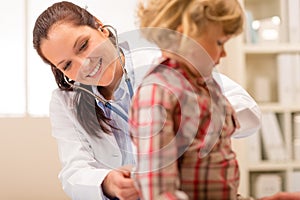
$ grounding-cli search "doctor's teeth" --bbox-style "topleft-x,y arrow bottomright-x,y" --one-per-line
89,63 -> 100,77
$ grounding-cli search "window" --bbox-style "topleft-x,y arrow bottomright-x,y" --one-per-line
27,0 -> 58,116
0,1 -> 26,116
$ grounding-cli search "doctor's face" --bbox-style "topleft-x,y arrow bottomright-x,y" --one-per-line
40,22 -> 119,86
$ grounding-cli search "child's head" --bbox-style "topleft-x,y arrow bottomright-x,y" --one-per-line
137,0 -> 244,68
138,0 -> 243,39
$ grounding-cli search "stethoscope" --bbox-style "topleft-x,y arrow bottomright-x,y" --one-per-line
63,25 -> 134,122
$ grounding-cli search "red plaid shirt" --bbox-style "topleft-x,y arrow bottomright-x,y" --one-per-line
129,58 -> 240,200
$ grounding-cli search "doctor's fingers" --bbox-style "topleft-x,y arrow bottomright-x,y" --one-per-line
115,175 -> 137,189
113,175 -> 139,199
117,165 -> 134,177
115,186 -> 139,200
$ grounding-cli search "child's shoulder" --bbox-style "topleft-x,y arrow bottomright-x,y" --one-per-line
141,60 -> 187,88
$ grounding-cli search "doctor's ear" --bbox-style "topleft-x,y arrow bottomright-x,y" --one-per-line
99,26 -> 110,37
94,18 -> 104,29
94,20 -> 109,36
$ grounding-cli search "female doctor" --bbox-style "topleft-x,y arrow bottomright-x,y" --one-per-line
33,1 -> 260,200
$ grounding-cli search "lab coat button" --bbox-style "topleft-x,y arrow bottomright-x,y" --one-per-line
112,154 -> 119,157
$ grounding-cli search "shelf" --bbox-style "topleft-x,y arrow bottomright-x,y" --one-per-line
291,162 -> 300,169
244,43 -> 300,54
231,0 -> 300,196
247,161 -> 300,171
258,103 -> 300,112
248,161 -> 287,171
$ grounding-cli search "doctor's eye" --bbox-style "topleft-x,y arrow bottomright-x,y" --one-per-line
63,61 -> 72,71
79,39 -> 89,52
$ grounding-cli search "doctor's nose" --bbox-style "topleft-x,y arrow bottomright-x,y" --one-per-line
81,58 -> 91,68
80,57 -> 100,67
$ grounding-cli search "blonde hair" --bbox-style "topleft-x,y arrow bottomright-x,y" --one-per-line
137,0 -> 244,48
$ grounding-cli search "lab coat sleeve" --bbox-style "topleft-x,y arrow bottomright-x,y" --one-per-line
213,72 -> 262,138
49,90 -> 110,200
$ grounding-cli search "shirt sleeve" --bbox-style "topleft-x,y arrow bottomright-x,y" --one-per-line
129,84 -> 188,200
213,72 -> 262,138
49,89 -> 111,200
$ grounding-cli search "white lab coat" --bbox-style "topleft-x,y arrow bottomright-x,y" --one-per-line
49,47 -> 261,200
213,72 -> 262,138
50,89 -> 120,200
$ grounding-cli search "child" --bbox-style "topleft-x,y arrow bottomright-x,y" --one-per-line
129,0 -> 246,199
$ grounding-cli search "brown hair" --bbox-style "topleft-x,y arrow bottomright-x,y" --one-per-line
33,1 -> 115,136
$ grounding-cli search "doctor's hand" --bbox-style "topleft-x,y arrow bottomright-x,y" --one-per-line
102,166 -> 139,200
259,192 -> 300,200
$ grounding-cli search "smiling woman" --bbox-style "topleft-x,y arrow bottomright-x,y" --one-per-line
40,22 -> 120,87
32,2 -> 140,200
25,0 -> 139,117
